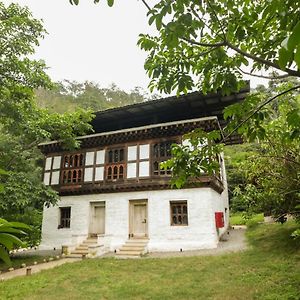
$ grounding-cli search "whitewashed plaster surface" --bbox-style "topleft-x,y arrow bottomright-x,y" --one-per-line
40,186 -> 228,252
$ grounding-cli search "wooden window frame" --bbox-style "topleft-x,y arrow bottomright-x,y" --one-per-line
152,140 -> 176,176
61,153 -> 84,185
58,207 -> 71,229
105,147 -> 126,181
170,201 -> 188,226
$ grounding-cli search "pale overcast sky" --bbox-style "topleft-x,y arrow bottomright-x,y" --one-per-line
4,0 -> 267,92
4,0 -> 156,91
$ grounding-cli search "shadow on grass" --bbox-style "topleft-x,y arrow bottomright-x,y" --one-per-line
246,222 -> 300,256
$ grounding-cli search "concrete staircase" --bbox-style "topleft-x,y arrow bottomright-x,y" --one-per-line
68,237 -> 100,258
116,238 -> 148,258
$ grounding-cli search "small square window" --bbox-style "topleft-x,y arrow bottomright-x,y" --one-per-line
170,201 -> 188,226
59,207 -> 71,229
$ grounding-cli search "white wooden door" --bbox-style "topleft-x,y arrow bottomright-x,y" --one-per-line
91,206 -> 105,235
133,204 -> 147,237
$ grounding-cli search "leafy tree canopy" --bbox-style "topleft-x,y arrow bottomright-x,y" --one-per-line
35,81 -> 160,114
0,3 -> 94,248
71,0 -> 300,94
69,0 -> 300,228
228,80 -> 300,223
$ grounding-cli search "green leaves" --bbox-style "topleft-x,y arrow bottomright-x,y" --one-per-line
161,129 -> 223,188
279,20 -> 300,70
69,0 -> 114,6
287,21 -> 300,52
225,80 -> 300,225
69,0 -> 79,5
0,218 -> 29,265
107,0 -> 114,7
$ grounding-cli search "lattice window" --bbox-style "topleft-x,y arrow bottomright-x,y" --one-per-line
170,201 -> 188,226
108,149 -> 124,163
59,207 -> 71,228
62,169 -> 83,184
153,141 -> 175,176
63,154 -> 84,168
106,164 -> 125,180
61,153 -> 84,184
106,148 -> 125,180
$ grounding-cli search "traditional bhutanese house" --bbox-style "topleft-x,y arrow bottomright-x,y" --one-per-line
39,85 -> 249,257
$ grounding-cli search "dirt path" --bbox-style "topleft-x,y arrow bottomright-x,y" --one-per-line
0,258 -> 80,281
147,226 -> 247,258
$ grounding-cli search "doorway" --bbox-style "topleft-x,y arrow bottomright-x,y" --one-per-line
89,202 -> 105,236
129,200 -> 148,238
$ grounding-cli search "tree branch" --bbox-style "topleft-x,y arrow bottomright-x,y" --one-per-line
182,37 -> 225,48
237,67 -> 290,80
190,5 -> 219,38
206,0 -> 226,40
140,0 -> 225,48
226,41 -> 300,77
222,84 -> 300,142
141,0 -> 151,11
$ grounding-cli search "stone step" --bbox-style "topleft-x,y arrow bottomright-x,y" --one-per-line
123,244 -> 147,248
86,238 -> 97,241
117,250 -> 142,256
83,240 -> 98,244
124,242 -> 148,246
126,239 -> 148,242
125,241 -> 148,245
120,246 -> 145,251
77,246 -> 89,250
71,249 -> 89,255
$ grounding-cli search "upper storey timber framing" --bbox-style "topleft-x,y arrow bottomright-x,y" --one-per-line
39,85 -> 250,195
39,82 -> 249,154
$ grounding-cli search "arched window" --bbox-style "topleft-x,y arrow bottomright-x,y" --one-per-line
107,166 -> 112,180
79,154 -> 83,166
64,156 -> 69,168
119,149 -> 124,162
152,141 -> 175,176
74,155 -> 78,167
119,165 -> 124,179
69,155 -> 74,168
108,151 -> 113,163
72,170 -> 77,183
153,144 -> 159,158
153,161 -> 159,175
63,171 -> 67,183
62,153 -> 84,185
67,171 -> 72,183
105,148 -> 125,180
113,166 -> 118,179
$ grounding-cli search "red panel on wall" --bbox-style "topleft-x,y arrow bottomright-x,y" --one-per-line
215,212 -> 224,228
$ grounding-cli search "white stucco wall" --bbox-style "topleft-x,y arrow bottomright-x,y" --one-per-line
40,187 -> 226,252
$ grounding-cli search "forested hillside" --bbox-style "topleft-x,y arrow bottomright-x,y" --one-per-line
35,81 -> 160,113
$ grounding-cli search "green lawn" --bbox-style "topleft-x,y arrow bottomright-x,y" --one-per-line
0,255 -> 52,272
0,222 -> 299,300
230,212 -> 264,225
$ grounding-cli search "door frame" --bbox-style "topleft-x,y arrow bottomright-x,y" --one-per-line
89,201 -> 105,236
129,199 -> 148,238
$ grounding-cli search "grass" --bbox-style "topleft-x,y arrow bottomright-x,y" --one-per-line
230,212 -> 264,225
0,255 -> 52,272
0,222 -> 299,300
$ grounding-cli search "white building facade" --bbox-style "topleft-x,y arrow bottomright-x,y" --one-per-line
39,88 -> 249,254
